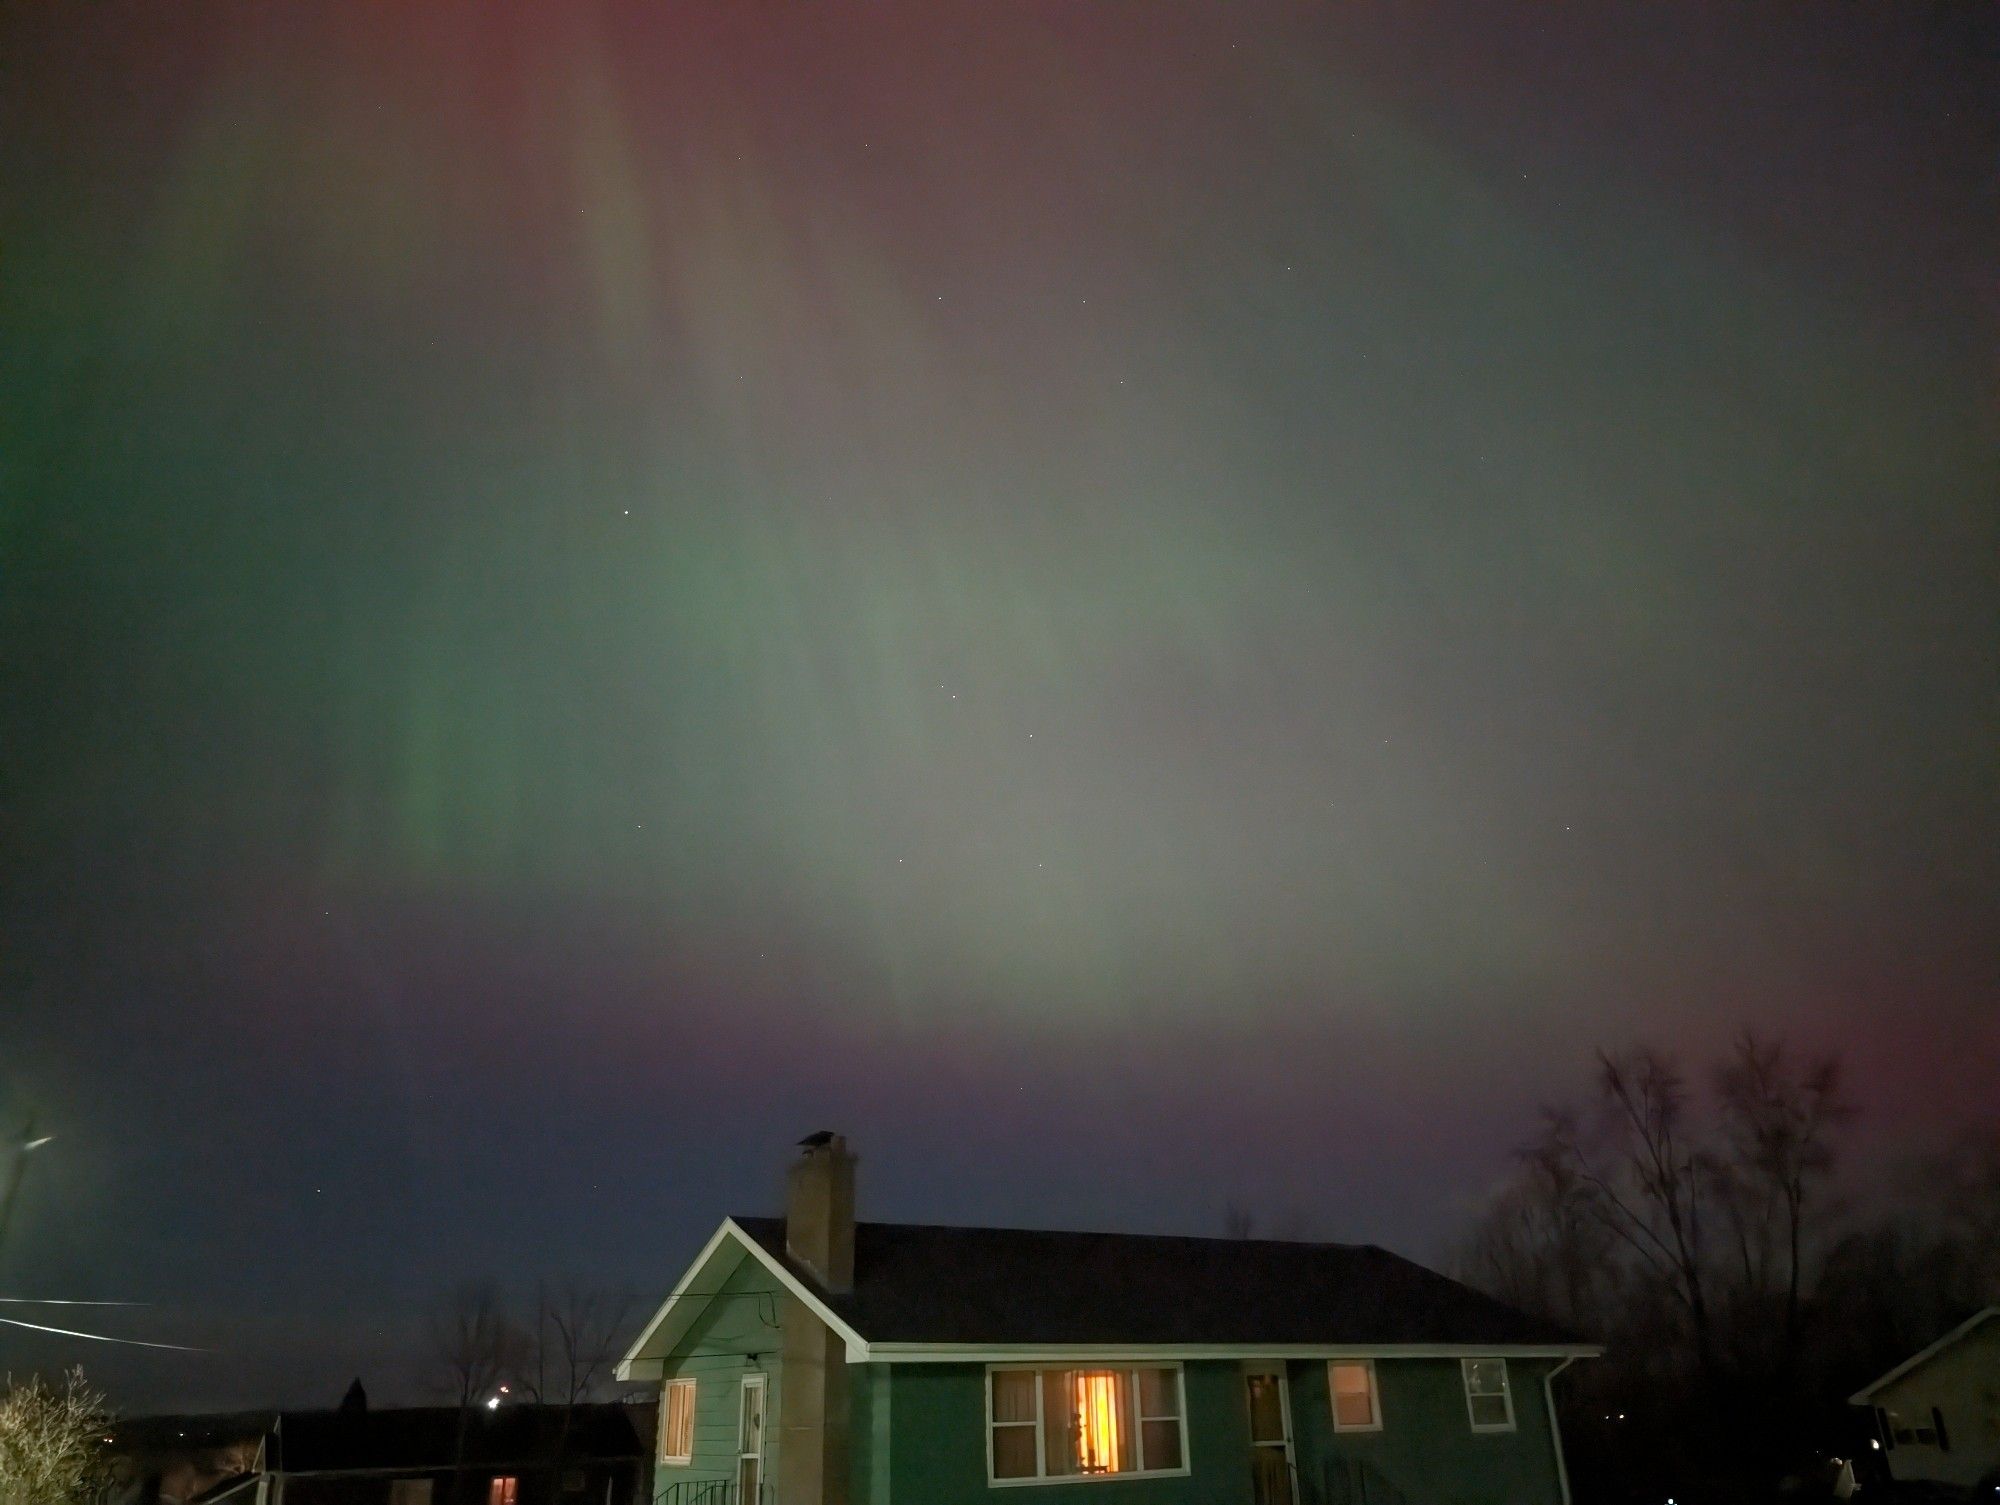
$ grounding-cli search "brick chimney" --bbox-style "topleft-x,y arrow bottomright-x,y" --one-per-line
784,1130 -> 855,1293
778,1132 -> 855,1505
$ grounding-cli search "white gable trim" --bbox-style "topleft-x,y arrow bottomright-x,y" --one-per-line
857,1341 -> 1599,1364
1847,1306 -> 2000,1404
616,1217 -> 868,1381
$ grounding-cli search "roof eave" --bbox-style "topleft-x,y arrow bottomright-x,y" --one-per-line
854,1340 -> 1602,1364
616,1217 -> 869,1381
1847,1306 -> 2000,1404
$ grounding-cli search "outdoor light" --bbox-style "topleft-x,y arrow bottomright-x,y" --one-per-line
486,1397 -> 500,1411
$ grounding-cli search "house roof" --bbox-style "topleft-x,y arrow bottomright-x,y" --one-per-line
1848,1306 -> 2000,1405
272,1404 -> 649,1474
726,1215 -> 1583,1351
107,1412 -> 279,1454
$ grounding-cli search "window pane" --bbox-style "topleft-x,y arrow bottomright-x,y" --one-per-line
1465,1360 -> 1505,1397
992,1370 -> 1036,1425
1245,1373 -> 1285,1445
1470,1392 -> 1511,1429
1331,1363 -> 1376,1428
663,1381 -> 695,1460
1137,1369 -> 1179,1419
1045,1370 -> 1135,1476
992,1425 -> 1038,1480
1140,1419 -> 1183,1471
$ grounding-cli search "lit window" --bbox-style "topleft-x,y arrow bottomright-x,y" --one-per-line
487,1479 -> 518,1505
987,1367 -> 1187,1485
1329,1360 -> 1382,1432
661,1377 -> 696,1465
1461,1359 -> 1515,1433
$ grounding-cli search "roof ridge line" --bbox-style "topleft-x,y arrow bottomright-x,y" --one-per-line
730,1212 -> 1370,1250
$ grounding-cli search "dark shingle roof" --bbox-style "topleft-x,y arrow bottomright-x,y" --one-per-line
275,1405 -> 647,1473
729,1216 -> 1580,1348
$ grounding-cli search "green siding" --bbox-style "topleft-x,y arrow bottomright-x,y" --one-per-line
1288,1357 -> 1568,1505
652,1258 -> 787,1498
876,1360 -> 1252,1504
867,1357 -> 1569,1505
848,1360 -> 893,1505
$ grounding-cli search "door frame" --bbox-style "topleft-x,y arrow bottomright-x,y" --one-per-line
737,1372 -> 768,1501
1242,1361 -> 1296,1502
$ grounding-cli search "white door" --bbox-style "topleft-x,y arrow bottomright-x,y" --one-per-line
1244,1364 -> 1295,1505
737,1374 -> 767,1503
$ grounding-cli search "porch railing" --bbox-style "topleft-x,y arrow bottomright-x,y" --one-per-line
654,1480 -> 770,1505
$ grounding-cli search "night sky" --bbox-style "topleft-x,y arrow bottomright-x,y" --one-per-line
3,5 -> 1995,1410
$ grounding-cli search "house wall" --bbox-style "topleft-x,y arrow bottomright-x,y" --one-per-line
847,1364 -> 889,1505
859,1357 -> 1571,1505
652,1259 -> 789,1501
1288,1358 -> 1568,1505
1875,1318 -> 2000,1488
870,1360 -> 1249,1505
279,1461 -> 638,1505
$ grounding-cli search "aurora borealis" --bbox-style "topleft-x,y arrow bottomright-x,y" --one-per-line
3,6 -> 1995,1405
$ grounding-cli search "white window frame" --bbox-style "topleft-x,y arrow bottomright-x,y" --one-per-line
1461,1357 -> 1516,1433
660,1376 -> 696,1465
1327,1358 -> 1384,1434
985,1363 -> 1192,1488
738,1373 -> 768,1482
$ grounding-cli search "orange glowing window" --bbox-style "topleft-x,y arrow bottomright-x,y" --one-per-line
1072,1372 -> 1128,1473
1329,1360 -> 1381,1432
660,1378 -> 696,1464
988,1366 -> 1183,1483
487,1479 -> 517,1505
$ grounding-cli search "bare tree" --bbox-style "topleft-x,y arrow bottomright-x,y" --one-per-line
1929,1120 -> 2000,1308
1456,1107 -> 1615,1333
1572,1048 -> 1721,1382
1708,1031 -> 1852,1379
0,1368 -> 110,1505
515,1278 -> 638,1408
427,1281 -> 528,1505
428,1279 -> 527,1410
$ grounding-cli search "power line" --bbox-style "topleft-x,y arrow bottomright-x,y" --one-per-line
0,1313 -> 205,1351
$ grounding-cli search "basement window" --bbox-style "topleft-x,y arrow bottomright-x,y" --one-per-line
1461,1359 -> 1515,1433
661,1377 -> 696,1465
988,1365 -> 1189,1485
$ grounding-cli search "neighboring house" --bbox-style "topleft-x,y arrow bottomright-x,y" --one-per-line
103,1412 -> 274,1505
108,1399 -> 654,1505
1850,1305 -> 2000,1491
617,1133 -> 1596,1505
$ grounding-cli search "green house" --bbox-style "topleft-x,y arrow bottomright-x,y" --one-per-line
617,1135 -> 1595,1505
